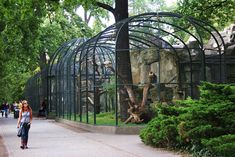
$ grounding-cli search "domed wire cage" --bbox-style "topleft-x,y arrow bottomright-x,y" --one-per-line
47,38 -> 87,119
24,72 -> 43,112
25,12 -> 230,125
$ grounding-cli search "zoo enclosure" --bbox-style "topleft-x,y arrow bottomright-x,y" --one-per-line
24,12 -> 234,126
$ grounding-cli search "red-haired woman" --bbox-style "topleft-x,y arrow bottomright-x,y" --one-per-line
17,100 -> 33,149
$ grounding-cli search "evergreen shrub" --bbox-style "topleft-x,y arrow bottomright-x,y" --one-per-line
140,82 -> 235,157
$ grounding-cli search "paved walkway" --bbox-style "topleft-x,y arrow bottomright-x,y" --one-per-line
0,114 -> 183,157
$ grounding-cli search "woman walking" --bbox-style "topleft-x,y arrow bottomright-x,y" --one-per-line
17,100 -> 32,149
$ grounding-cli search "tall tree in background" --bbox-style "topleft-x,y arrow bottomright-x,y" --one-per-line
0,0 -> 47,101
0,0 -> 92,102
93,0 -> 131,120
79,0 -> 172,121
129,0 -> 168,16
176,0 -> 235,29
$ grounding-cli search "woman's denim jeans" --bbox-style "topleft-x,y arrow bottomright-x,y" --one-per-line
20,123 -> 30,140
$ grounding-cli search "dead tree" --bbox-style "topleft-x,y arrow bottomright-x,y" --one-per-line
105,64 -> 153,124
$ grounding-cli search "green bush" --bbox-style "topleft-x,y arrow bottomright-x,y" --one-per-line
202,134 -> 235,157
140,82 -> 235,157
140,115 -> 179,147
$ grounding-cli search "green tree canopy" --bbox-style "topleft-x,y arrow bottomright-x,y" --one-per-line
0,0 -> 93,102
176,0 -> 235,29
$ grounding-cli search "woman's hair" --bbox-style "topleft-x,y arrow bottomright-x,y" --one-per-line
19,100 -> 33,120
21,100 -> 32,112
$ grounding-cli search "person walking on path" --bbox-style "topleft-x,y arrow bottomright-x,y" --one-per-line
17,100 -> 32,149
4,102 -> 9,118
0,103 -> 4,117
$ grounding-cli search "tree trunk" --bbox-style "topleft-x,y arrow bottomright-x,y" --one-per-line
94,88 -> 101,114
96,0 -> 133,121
115,0 -> 132,121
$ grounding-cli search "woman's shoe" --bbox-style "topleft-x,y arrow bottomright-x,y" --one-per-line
20,146 -> 24,149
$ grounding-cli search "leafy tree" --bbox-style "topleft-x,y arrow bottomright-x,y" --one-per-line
0,0 -> 92,102
176,0 -> 235,28
129,0 -> 168,16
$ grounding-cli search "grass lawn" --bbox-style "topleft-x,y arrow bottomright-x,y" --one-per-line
58,112 -> 146,126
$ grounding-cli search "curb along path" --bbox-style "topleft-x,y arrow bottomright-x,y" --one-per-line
0,115 -> 182,157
